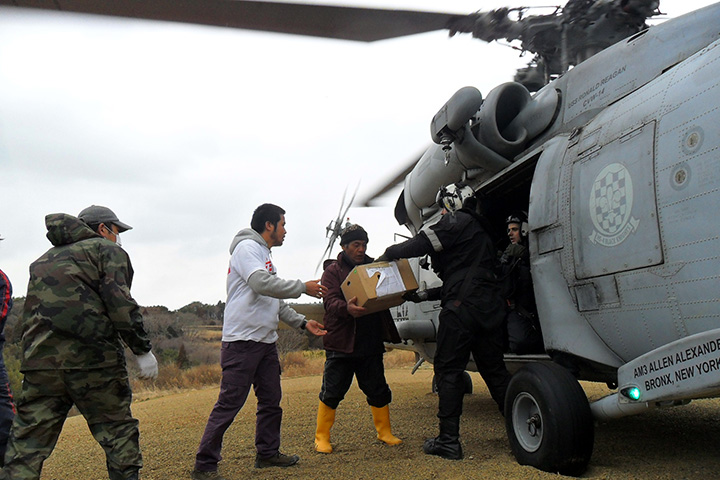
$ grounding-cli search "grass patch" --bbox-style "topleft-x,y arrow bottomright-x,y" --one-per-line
130,349 -> 418,399
281,349 -> 416,377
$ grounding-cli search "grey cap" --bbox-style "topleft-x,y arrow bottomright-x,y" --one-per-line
78,205 -> 133,232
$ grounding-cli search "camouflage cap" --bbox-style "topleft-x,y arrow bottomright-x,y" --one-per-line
78,205 -> 132,232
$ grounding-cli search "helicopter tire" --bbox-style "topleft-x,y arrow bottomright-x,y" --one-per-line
431,372 -> 473,395
504,362 -> 594,476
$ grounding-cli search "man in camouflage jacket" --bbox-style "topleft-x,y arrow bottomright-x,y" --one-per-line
2,206 -> 157,480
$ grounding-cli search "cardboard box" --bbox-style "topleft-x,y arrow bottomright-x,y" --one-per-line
341,259 -> 419,315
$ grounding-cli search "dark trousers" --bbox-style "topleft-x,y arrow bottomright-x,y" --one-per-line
319,352 -> 392,409
506,310 -> 544,354
434,299 -> 511,419
195,340 -> 282,472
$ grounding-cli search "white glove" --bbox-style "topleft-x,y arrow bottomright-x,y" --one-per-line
136,351 -> 158,380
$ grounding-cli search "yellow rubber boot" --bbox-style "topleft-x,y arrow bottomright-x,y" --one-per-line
315,401 -> 336,453
371,405 -> 402,446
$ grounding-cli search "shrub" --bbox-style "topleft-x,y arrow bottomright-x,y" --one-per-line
383,349 -> 417,369
176,344 -> 191,369
4,344 -> 22,395
132,363 -> 222,397
281,350 -> 307,370
276,329 -> 308,356
281,350 -> 325,378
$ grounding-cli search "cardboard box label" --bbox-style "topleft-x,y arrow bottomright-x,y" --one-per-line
365,263 -> 407,296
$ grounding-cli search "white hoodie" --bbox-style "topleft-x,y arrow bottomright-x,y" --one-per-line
223,228 -> 306,343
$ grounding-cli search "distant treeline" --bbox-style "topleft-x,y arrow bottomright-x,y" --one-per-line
3,299 -> 326,395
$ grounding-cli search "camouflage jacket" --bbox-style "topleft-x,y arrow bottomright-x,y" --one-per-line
21,213 -> 152,371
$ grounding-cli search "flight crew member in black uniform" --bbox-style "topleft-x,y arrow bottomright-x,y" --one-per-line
378,182 -> 512,460
499,211 -> 544,354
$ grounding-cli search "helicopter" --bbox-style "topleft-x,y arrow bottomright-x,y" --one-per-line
372,3 -> 720,475
4,0 -> 720,476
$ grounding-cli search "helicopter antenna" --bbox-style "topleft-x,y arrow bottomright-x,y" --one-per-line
315,183 -> 359,274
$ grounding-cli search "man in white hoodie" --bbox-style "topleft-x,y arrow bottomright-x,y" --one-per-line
192,204 -> 327,480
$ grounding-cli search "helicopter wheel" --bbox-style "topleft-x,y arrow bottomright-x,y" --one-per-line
505,362 -> 594,476
431,372 -> 473,395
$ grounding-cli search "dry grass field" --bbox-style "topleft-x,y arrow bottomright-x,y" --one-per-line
34,350 -> 720,480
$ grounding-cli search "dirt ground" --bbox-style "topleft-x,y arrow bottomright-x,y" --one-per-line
38,367 -> 720,480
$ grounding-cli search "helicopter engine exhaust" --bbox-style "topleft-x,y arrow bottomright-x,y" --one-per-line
475,81 -> 533,158
400,82 -> 550,230
400,83 -> 550,230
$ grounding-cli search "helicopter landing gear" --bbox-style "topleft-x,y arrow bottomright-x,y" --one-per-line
505,362 -> 594,476
431,371 -> 473,395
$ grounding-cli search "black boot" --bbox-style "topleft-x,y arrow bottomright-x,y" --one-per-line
423,417 -> 463,460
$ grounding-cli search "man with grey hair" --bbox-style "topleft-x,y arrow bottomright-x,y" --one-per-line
314,224 -> 402,455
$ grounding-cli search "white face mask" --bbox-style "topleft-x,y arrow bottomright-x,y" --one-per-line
103,225 -> 122,247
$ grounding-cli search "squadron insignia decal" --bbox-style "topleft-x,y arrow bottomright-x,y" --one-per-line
589,163 -> 639,246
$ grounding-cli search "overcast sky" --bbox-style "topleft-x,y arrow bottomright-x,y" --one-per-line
0,1 -> 712,310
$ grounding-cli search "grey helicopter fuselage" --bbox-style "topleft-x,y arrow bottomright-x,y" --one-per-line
390,2 -> 720,415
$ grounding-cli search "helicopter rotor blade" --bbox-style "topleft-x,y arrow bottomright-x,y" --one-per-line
328,182 -> 359,247
341,182 -> 360,222
360,148 -> 426,206
2,0 -> 464,42
315,237 -> 336,274
316,217 -> 343,275
316,182 -> 360,274
334,186 -> 348,225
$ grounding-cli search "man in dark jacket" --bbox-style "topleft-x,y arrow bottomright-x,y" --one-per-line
499,211 -> 543,354
2,206 -> 157,480
314,224 -> 402,454
0,235 -> 15,466
379,183 -> 512,460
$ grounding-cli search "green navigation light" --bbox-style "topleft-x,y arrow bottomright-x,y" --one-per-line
621,386 -> 642,401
